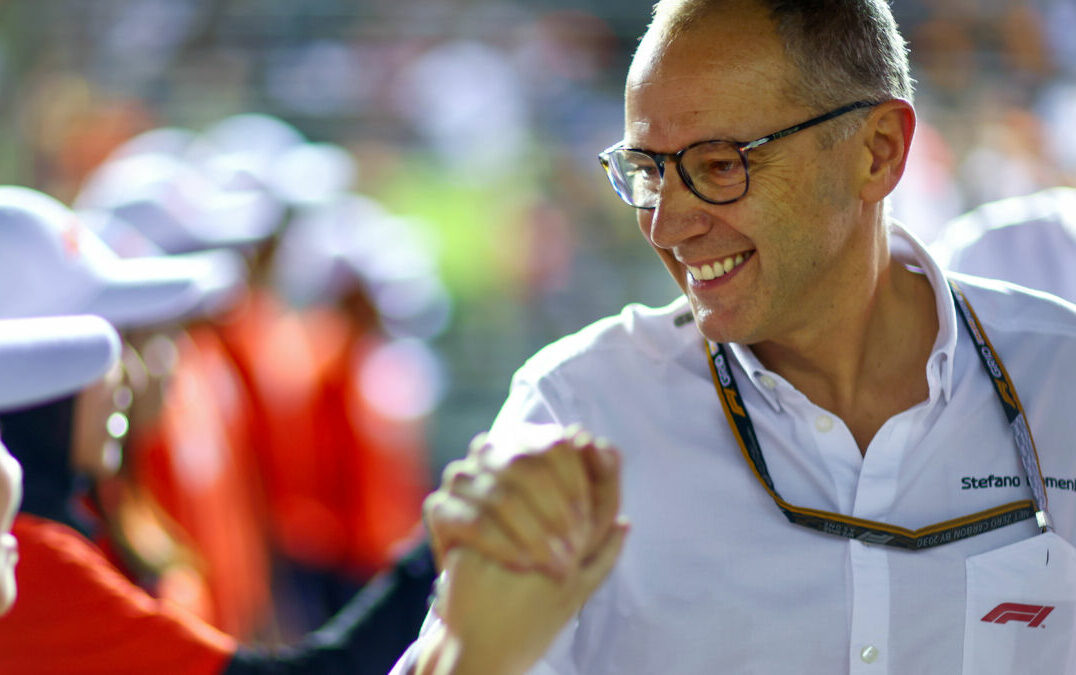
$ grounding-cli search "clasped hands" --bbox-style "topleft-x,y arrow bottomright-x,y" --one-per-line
417,424 -> 628,675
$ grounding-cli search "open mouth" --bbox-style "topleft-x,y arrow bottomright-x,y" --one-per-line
686,250 -> 754,282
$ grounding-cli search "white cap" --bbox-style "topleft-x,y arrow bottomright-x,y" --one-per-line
194,113 -> 307,171
78,208 -> 250,318
73,152 -> 282,255
190,114 -> 355,206
103,126 -> 199,163
0,185 -> 209,328
0,314 -> 121,410
272,194 -> 451,339
267,142 -> 357,205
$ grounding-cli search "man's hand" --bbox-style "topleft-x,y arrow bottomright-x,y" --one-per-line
424,424 -> 623,579
415,423 -> 629,675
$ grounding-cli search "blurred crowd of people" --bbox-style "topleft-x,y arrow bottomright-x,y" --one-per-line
0,113 -> 451,671
0,0 -> 1075,671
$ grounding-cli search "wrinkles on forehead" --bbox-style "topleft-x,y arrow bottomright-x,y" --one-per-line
624,85 -> 760,145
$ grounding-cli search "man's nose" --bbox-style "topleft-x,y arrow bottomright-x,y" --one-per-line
645,168 -> 711,248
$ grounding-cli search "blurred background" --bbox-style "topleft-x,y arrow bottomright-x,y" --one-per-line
0,0 -> 1074,476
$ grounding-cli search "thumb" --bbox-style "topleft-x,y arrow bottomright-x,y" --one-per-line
580,443 -> 621,558
574,517 -> 630,602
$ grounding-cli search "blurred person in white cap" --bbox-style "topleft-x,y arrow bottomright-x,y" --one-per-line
69,163 -> 282,638
215,193 -> 448,635
928,87 -> 1076,302
74,150 -> 284,257
931,187 -> 1076,303
181,113 -> 356,209
183,116 -> 443,651
0,314 -> 121,616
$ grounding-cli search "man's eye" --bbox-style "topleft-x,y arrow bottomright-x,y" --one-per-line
707,160 -> 739,175
628,165 -> 660,181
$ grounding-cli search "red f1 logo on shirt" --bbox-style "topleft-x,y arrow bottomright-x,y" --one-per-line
981,603 -> 1054,627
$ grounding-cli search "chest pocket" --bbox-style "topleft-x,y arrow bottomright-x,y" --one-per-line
963,532 -> 1076,674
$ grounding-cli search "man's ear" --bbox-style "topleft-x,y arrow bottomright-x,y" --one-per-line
858,99 -> 915,204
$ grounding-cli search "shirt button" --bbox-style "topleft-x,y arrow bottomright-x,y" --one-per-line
860,645 -> 879,663
759,375 -> 777,389
815,415 -> 834,432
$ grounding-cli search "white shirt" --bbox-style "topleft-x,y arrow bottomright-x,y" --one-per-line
399,223 -> 1076,674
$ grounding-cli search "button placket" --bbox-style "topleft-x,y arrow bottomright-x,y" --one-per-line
848,541 -> 890,673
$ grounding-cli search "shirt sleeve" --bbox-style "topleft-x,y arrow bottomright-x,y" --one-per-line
0,514 -> 236,675
487,363 -> 586,446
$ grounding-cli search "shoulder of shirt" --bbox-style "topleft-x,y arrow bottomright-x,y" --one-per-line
949,270 -> 1076,338
516,295 -> 696,377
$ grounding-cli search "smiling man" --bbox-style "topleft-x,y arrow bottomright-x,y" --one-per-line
400,1 -> 1076,673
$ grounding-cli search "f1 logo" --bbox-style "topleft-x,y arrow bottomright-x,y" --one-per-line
981,603 -> 1054,627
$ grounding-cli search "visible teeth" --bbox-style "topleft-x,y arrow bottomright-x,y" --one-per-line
688,251 -> 752,282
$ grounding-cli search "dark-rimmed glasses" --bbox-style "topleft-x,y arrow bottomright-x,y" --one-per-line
598,100 -> 877,209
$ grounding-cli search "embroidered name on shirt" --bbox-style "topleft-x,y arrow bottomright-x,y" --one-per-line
981,603 -> 1054,627
962,476 -> 1076,492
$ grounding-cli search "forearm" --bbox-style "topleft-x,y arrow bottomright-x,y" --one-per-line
413,528 -> 625,675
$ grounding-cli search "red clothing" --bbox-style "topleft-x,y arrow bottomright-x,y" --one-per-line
218,291 -> 429,578
0,514 -> 236,674
133,326 -> 272,639
321,327 -> 430,575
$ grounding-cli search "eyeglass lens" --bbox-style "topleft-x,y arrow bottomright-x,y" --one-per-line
607,141 -> 747,208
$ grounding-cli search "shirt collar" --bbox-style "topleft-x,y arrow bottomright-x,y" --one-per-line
715,220 -> 960,412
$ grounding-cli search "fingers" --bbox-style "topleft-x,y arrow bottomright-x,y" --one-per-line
508,430 -> 592,554
428,432 -> 588,579
575,516 -> 631,603
576,438 -> 621,558
503,450 -> 583,540
550,426 -> 595,523
423,489 -> 533,573
426,425 -> 622,581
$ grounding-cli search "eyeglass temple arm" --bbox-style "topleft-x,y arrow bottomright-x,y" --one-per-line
740,100 -> 876,152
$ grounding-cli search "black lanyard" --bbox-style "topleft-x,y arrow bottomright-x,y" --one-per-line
706,279 -> 1051,550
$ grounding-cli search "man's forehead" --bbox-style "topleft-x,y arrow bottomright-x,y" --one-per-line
623,54 -> 792,146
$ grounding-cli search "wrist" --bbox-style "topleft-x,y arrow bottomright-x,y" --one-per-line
416,626 -> 527,675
